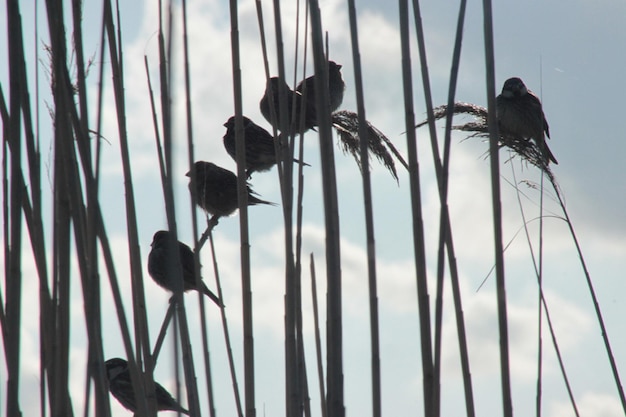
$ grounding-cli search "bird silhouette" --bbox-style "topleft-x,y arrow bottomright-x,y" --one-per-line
260,77 -> 316,134
295,60 -> 346,115
105,357 -> 189,415
187,161 -> 275,225
222,115 -> 309,178
496,77 -> 558,165
147,230 -> 221,307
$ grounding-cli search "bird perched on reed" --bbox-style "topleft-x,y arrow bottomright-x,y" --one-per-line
105,357 -> 189,415
147,230 -> 221,307
296,60 -> 345,114
187,161 -> 274,224
496,77 -> 558,165
222,116 -> 309,178
260,77 -> 316,134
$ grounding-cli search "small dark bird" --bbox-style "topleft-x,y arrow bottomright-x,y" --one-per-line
260,77 -> 316,134
496,77 -> 558,165
187,161 -> 274,222
148,230 -> 221,307
105,357 -> 189,415
296,60 -> 346,114
223,115 -> 309,177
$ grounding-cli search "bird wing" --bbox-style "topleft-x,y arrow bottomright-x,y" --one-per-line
543,113 -> 550,139
246,124 -> 277,157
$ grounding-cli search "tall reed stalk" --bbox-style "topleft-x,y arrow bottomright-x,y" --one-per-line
102,0 -> 159,413
508,162 -> 580,417
398,1 -> 435,415
410,0 -> 476,415
228,0 -> 257,415
306,1 -> 344,416
5,2 -> 25,415
552,184 -> 626,414
481,0 -> 512,415
345,2 -> 381,416
179,0 -> 219,414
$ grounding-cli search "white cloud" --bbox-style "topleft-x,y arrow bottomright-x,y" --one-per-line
201,222 -> 419,337
439,281 -> 593,381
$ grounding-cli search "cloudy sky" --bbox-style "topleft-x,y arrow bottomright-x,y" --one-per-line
1,0 -> 626,416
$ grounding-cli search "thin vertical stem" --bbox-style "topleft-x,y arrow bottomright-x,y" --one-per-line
265,1 -> 298,416
157,1 -> 202,415
228,1 -> 256,416
410,0 -> 475,415
309,254 -> 327,417
551,182 -> 626,413
180,0 -> 218,414
0,87 -> 8,349
481,0 -> 512,415
307,1 -> 344,417
507,162 -> 581,417
206,231 -> 245,417
398,0 -> 434,415
5,2 -> 25,415
102,0 -> 158,414
32,2 -> 44,414
536,170 -> 546,417
71,0 -> 111,414
293,4 -> 308,417
345,1 -> 381,416
44,1 -> 78,414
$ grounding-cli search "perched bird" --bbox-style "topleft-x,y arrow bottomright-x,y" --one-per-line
187,161 -> 274,222
105,357 -> 189,415
223,115 -> 309,178
496,77 -> 558,165
148,230 -> 221,307
260,77 -> 316,134
295,60 -> 345,114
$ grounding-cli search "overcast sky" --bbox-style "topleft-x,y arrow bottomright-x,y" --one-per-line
1,0 -> 626,416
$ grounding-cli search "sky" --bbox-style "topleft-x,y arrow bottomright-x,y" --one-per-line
1,0 -> 626,416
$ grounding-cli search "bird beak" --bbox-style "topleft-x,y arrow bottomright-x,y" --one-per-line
185,171 -> 190,177
337,64 -> 342,69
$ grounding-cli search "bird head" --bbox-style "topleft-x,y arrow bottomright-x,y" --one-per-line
186,161 -> 208,178
104,358 -> 128,381
224,115 -> 252,129
501,77 -> 528,98
329,60 -> 342,70
266,77 -> 293,96
151,230 -> 170,247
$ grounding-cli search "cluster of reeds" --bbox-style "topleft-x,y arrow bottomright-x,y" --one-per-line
2,0 -> 625,417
